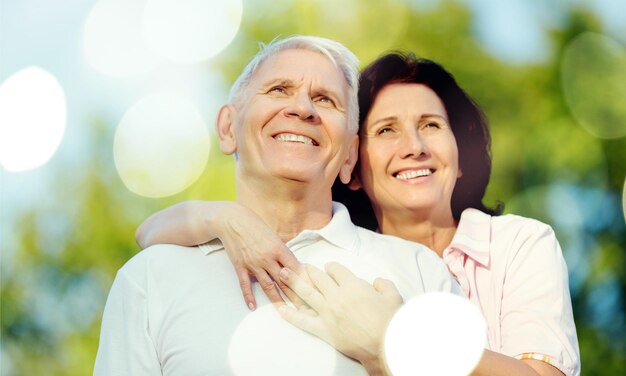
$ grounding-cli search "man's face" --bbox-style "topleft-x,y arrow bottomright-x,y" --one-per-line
219,49 -> 357,188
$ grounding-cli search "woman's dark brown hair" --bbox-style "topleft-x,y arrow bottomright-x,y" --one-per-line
333,52 -> 502,230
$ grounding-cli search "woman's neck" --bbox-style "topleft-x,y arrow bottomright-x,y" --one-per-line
376,208 -> 457,257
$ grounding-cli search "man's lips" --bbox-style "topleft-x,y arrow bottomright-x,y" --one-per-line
273,132 -> 319,146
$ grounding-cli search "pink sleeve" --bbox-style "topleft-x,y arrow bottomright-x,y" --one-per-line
499,221 -> 580,376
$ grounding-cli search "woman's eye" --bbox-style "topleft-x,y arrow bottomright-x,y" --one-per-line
420,122 -> 443,131
377,127 -> 393,135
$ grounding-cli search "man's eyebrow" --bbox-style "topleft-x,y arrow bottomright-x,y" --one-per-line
314,87 -> 341,98
261,78 -> 294,88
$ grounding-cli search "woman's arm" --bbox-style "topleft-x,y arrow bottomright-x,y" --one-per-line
136,200 -> 227,248
493,219 -> 579,376
472,350 -> 563,376
136,200 -> 301,309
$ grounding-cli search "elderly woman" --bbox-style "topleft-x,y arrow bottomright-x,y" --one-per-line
136,53 -> 580,375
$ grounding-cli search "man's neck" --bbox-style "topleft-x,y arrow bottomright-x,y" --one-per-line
236,179 -> 334,243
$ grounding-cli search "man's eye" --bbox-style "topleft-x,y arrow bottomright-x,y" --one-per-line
268,86 -> 286,94
316,96 -> 335,106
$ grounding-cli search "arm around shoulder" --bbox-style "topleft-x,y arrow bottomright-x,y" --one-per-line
135,200 -> 237,249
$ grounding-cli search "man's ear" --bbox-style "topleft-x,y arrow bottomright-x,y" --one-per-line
338,134 -> 359,184
347,173 -> 363,191
216,104 -> 237,155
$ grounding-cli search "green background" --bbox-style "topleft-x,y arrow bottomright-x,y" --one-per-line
1,0 -> 625,374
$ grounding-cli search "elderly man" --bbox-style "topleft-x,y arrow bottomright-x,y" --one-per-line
94,36 -> 455,375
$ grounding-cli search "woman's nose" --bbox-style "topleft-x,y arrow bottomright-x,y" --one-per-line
398,128 -> 428,159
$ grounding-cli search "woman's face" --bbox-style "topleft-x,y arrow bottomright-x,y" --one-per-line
354,83 -> 461,221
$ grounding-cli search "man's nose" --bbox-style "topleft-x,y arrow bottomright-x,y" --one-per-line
284,92 -> 321,123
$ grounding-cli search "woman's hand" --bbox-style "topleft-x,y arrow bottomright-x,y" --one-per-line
215,203 -> 302,310
277,263 -> 402,375
136,200 -> 301,310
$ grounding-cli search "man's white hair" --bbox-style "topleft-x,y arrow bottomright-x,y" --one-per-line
228,35 -> 360,134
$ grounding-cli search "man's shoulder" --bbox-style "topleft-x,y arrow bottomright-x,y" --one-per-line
119,243 -> 206,277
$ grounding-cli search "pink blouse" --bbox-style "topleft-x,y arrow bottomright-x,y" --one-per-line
442,208 -> 580,375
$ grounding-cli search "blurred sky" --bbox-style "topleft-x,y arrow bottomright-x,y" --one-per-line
1,0 -> 625,243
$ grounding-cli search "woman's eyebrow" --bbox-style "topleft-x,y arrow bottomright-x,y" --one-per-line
421,114 -> 449,122
368,116 -> 397,127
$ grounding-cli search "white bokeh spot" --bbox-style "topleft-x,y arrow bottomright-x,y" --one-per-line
0,67 -> 67,172
142,0 -> 242,64
228,305 -> 336,376
385,292 -> 486,376
561,32 -> 626,139
114,92 -> 210,197
83,0 -> 160,77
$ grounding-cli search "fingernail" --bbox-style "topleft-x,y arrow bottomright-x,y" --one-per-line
279,268 -> 289,281
248,302 -> 255,311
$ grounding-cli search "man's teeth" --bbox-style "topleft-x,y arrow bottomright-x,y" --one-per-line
395,169 -> 432,180
274,133 -> 316,146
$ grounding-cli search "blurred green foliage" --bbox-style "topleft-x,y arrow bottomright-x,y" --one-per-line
2,1 -> 625,374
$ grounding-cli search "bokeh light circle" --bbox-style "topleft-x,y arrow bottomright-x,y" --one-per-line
385,292 -> 485,376
561,32 -> 626,139
83,0 -> 160,77
0,66 -> 67,172
114,92 -> 210,198
142,0 -> 243,64
228,305 -> 335,376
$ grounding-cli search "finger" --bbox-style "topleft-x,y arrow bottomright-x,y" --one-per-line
373,278 -> 403,303
277,247 -> 302,273
263,258 -> 306,308
279,284 -> 308,309
279,267 -> 326,311
324,262 -> 364,287
277,305 -> 330,343
236,268 -> 257,311
254,268 -> 285,306
305,264 -> 341,299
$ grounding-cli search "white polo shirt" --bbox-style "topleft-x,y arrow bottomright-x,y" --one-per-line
94,203 -> 457,375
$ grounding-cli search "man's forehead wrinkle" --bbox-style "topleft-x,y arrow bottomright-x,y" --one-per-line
259,73 -> 347,99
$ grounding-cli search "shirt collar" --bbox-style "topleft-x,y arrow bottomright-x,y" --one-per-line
313,202 -> 359,252
445,208 -> 492,267
199,202 -> 359,255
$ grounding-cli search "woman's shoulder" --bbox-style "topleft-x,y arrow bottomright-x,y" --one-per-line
463,208 -> 555,236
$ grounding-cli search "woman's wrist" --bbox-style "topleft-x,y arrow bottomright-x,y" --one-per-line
203,201 -> 233,240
